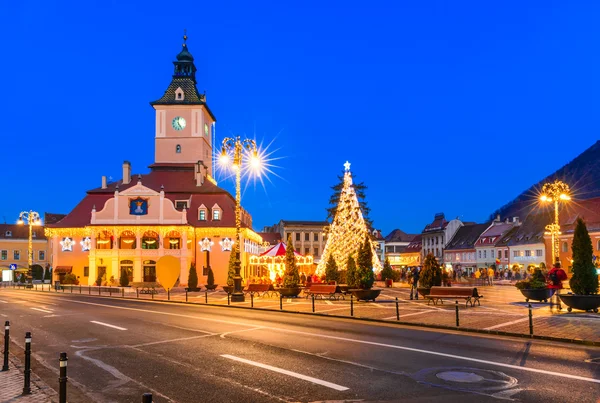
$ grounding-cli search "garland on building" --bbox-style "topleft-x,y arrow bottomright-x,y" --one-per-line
317,162 -> 382,274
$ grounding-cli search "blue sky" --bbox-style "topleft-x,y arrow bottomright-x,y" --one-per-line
1,1 -> 599,235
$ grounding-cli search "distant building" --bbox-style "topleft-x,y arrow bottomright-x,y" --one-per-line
444,223 -> 490,275
0,224 -> 49,281
384,229 -> 416,265
390,234 -> 422,268
372,229 -> 385,263
474,218 -> 517,269
421,213 -> 463,267
497,216 -> 546,272
262,220 -> 329,263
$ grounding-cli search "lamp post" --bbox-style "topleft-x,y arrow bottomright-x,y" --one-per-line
17,211 -> 42,273
539,180 -> 571,265
219,136 -> 261,302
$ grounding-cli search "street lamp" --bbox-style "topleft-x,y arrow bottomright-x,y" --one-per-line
219,136 -> 261,302
539,180 -> 571,265
17,211 -> 42,269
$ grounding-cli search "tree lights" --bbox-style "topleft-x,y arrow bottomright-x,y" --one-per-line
17,211 -> 41,268
539,179 -> 571,263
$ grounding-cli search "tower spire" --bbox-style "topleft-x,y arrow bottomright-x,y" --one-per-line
183,29 -> 187,48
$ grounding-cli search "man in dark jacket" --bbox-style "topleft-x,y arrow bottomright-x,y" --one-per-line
410,267 -> 420,300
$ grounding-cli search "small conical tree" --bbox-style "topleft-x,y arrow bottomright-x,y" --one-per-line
227,246 -> 237,286
356,235 -> 375,289
44,266 -> 52,282
570,217 -> 599,295
207,267 -> 215,286
325,254 -> 338,282
381,257 -> 394,281
347,255 -> 357,288
420,253 -> 442,289
188,262 -> 198,289
119,267 -> 129,287
19,273 -> 26,284
283,234 -> 300,288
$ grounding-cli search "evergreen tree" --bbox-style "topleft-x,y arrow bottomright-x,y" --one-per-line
317,164 -> 381,275
19,273 -> 26,284
346,256 -> 357,288
188,262 -> 198,289
44,267 -> 51,281
227,246 -> 237,286
570,218 -> 599,295
283,234 -> 300,288
381,257 -> 394,281
325,254 -> 338,282
207,267 -> 215,286
327,170 -> 373,229
356,235 -> 375,289
420,253 -> 442,289
119,267 -> 130,287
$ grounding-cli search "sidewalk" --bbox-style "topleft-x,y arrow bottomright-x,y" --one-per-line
0,353 -> 58,402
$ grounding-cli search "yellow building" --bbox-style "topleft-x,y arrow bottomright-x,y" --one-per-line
0,224 -> 49,281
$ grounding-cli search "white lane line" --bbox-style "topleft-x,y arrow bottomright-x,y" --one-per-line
90,320 -> 127,331
31,307 -> 53,313
325,300 -> 333,305
62,299 -> 600,385
130,334 -> 215,348
484,317 -> 536,330
0,314 -> 7,317
220,326 -> 265,339
383,310 -> 436,320
221,354 -> 349,391
0,299 -> 8,303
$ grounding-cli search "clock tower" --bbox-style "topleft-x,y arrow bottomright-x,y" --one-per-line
151,33 -> 216,175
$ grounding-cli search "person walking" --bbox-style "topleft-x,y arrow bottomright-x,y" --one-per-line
410,267 -> 420,300
487,266 -> 495,286
547,260 -> 568,310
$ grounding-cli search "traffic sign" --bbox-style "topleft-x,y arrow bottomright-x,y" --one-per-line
9,264 -> 17,270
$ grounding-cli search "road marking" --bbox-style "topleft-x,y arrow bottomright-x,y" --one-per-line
0,314 -> 7,317
325,300 -> 333,305
90,320 -> 127,331
130,334 -> 214,348
0,299 -> 8,303
43,315 -> 60,318
220,326 -> 265,339
31,307 -> 53,313
60,298 -> 600,385
221,354 -> 349,391
383,310 -> 436,320
484,317 -> 535,330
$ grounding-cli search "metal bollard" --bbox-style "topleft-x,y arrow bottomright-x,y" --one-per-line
227,293 -> 230,305
528,303 -> 533,336
168,288 -> 170,301
136,288 -> 139,299
312,295 -> 315,313
151,289 -> 154,300
79,285 -> 82,294
396,297 -> 400,321
122,288 -> 125,298
89,285 -> 91,295
70,285 -> 73,293
251,293 -> 254,308
62,286 -> 65,293
280,295 -> 283,311
350,294 -> 354,317
23,332 -> 32,395
59,352 -> 68,403
98,286 -> 101,296
185,290 -> 188,303
455,301 -> 459,327
205,291 -> 208,304
2,321 -> 9,371
142,393 -> 153,403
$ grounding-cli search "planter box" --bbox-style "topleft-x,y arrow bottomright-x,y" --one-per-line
519,288 -> 555,303
350,289 -> 382,302
558,294 -> 600,313
205,284 -> 218,291
278,287 -> 302,297
222,285 -> 233,294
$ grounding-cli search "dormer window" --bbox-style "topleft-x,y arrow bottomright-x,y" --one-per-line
198,204 -> 207,221
175,200 -> 189,210
176,144 -> 181,153
5,231 -> 11,237
175,87 -> 184,101
212,203 -> 222,221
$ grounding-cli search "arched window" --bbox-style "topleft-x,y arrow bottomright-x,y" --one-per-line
561,241 -> 568,253
176,145 -> 181,153
165,230 -> 181,250
120,260 -> 133,282
142,231 -> 159,249
143,260 -> 156,282
96,230 -> 113,249
119,230 -> 136,249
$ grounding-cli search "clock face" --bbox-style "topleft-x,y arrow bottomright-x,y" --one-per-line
172,116 -> 186,131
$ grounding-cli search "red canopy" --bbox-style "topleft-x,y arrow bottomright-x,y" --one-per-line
260,242 -> 304,257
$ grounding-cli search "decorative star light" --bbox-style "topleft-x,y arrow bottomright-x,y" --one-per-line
344,161 -> 351,172
80,237 -> 92,252
60,237 -> 75,252
219,237 -> 234,251
199,237 -> 214,252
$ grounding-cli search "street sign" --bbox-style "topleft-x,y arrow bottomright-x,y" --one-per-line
9,264 -> 17,271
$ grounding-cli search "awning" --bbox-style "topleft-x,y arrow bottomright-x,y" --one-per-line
54,266 -> 72,274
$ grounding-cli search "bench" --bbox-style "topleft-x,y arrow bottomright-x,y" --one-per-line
425,286 -> 483,307
304,284 -> 341,300
244,283 -> 272,297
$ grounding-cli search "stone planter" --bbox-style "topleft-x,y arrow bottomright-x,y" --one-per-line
338,285 -> 350,294
417,287 -> 431,297
222,285 -> 233,294
558,294 -> 600,313
350,288 -> 382,301
519,288 -> 555,303
205,284 -> 218,291
278,287 -> 302,298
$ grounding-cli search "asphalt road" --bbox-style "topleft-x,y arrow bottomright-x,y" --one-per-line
1,289 -> 599,403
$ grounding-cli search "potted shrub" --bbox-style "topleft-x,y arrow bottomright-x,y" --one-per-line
381,257 -> 394,288
186,262 -> 201,292
515,268 -> 555,302
559,218 -> 600,312
222,248 -> 236,294
418,253 -> 442,296
205,267 -> 218,290
351,235 -> 381,301
279,234 -> 302,297
119,267 -> 130,287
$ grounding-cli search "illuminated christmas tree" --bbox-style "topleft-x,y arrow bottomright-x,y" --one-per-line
317,161 -> 382,275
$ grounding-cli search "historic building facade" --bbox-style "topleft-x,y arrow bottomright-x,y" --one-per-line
444,223 -> 490,275
0,224 -> 49,280
46,37 -> 262,287
262,220 -> 329,264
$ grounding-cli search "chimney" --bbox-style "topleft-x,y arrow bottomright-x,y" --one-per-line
196,160 -> 207,186
123,161 -> 131,185
495,214 -> 500,222
101,176 -> 107,189
513,217 -> 519,224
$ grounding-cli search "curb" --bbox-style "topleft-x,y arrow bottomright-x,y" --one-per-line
8,288 -> 600,347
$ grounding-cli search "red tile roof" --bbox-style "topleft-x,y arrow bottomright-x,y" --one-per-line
258,232 -> 282,245
0,224 -> 46,240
